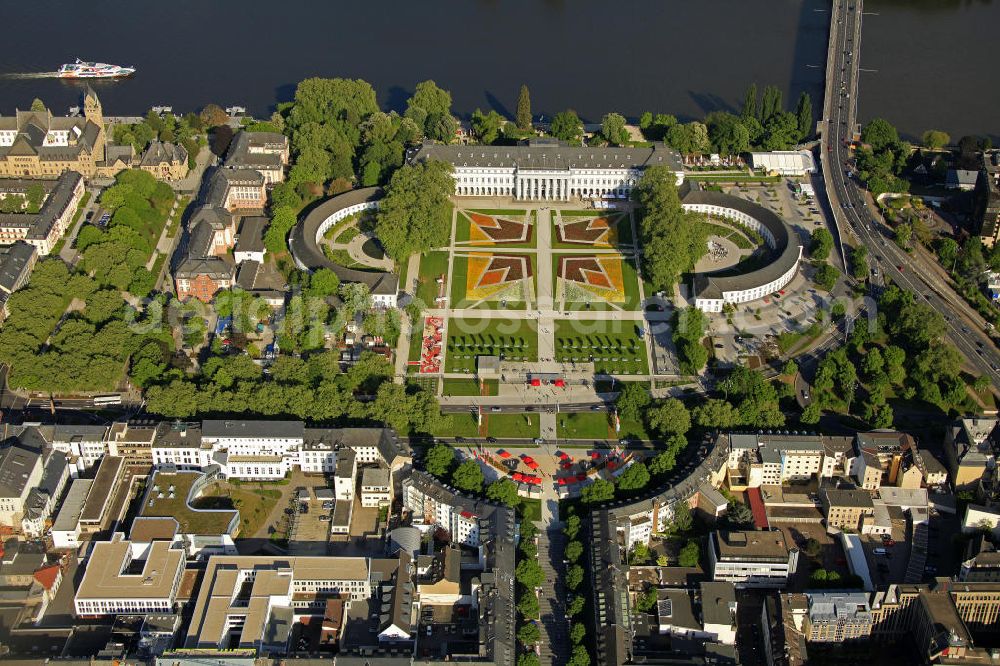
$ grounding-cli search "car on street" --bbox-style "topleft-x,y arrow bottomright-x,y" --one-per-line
486,436 -> 497,443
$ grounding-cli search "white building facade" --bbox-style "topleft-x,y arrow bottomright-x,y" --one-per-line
411,140 -> 685,202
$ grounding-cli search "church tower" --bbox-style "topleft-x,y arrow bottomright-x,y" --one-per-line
82,86 -> 106,163
83,86 -> 102,124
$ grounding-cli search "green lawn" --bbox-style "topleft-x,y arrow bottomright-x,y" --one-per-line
334,226 -> 360,245
141,471 -> 238,535
557,411 -> 650,441
432,412 -> 540,439
442,377 -> 499,396
450,254 -> 535,311
553,254 -> 642,312
554,319 -> 649,375
166,196 -> 191,238
416,251 -> 449,308
446,317 -> 538,373
557,412 -> 613,439
519,497 -> 541,522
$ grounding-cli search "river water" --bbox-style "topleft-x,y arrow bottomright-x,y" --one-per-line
0,0 -> 996,141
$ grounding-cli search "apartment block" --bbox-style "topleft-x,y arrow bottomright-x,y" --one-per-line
708,530 -> 798,589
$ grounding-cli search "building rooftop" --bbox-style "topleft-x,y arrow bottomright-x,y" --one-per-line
0,438 -> 41,499
202,419 -> 304,440
822,487 -> 875,509
412,138 -> 684,172
51,478 -> 93,533
807,591 -> 871,623
80,455 -> 124,523
0,242 -> 35,294
75,536 -> 185,602
361,466 -> 390,489
288,187 -> 400,295
235,216 -> 267,254
682,185 -> 802,301
713,530 -> 792,562
700,581 -> 737,628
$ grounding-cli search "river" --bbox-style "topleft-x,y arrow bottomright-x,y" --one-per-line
0,0 -> 995,141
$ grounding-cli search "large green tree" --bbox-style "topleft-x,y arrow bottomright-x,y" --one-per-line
405,80 -> 457,143
516,85 -> 532,130
374,160 -> 454,262
633,167 -> 708,291
550,110 -> 584,143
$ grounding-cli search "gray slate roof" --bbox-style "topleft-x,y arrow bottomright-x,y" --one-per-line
682,186 -> 802,300
411,138 -> 683,172
0,242 -> 36,294
289,186 -> 399,296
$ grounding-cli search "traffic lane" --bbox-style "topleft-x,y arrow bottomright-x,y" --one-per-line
838,178 -> 1000,379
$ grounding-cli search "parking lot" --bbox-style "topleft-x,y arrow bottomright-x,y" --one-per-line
288,490 -> 334,556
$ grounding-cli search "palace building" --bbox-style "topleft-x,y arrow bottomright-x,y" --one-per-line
409,138 -> 684,201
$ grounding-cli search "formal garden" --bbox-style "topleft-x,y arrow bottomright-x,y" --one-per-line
445,317 -> 539,373
553,319 -> 649,375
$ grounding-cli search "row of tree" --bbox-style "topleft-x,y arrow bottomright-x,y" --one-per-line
77,169 -> 175,298
0,259 -> 173,393
634,166 -> 709,291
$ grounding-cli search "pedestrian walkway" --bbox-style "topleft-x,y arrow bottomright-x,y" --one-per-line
536,481 -> 569,664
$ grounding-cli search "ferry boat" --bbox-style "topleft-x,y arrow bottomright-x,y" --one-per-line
57,59 -> 135,79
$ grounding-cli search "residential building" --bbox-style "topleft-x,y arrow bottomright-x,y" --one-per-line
821,436 -> 855,478
851,451 -> 883,491
50,455 -> 126,547
138,141 -> 189,181
0,170 -> 85,254
958,534 -> 1000,582
333,448 -> 357,500
360,466 -> 391,507
74,535 -> 185,616
51,478 -> 93,549
411,138 -> 684,201
854,431 -> 914,485
944,418 -> 998,490
0,436 -> 43,529
914,449 -> 948,487
224,131 -> 289,185
750,150 -> 817,176
51,423 -> 111,471
108,421 -> 159,466
821,487 -> 875,531
708,529 -> 798,589
962,504 -> 1000,538
0,240 -> 36,320
233,215 -> 267,264
946,168 -> 979,191
655,581 -> 738,646
0,542 -> 63,626
403,470 -> 491,547
804,591 -> 873,642
21,449 -> 69,537
978,151 -> 1000,247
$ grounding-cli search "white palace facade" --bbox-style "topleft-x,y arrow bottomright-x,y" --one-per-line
410,139 -> 684,201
